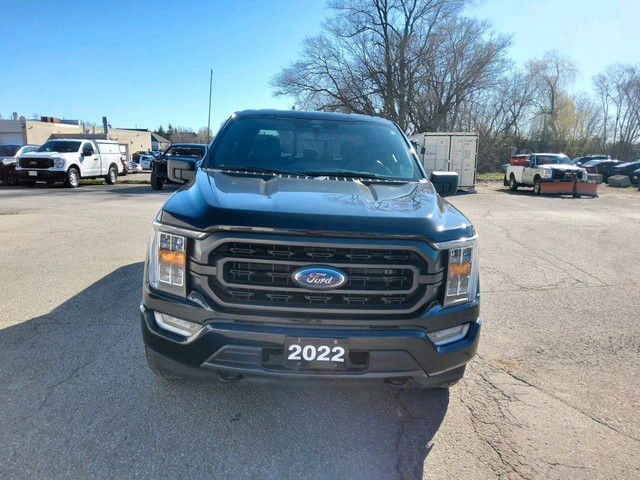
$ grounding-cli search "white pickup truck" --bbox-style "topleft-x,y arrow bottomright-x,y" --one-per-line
504,153 -> 597,196
15,138 -> 124,188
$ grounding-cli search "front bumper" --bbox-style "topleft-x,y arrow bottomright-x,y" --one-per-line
140,297 -> 481,385
15,169 -> 66,182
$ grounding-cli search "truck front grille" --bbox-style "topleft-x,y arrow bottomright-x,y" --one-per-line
20,157 -> 53,168
551,170 -> 579,180
192,238 -> 443,316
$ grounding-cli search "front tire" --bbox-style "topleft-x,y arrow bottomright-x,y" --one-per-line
150,172 -> 163,190
105,165 -> 117,185
533,176 -> 541,195
509,174 -> 518,191
65,167 -> 80,188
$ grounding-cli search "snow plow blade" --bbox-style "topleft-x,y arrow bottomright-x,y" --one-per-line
540,180 -> 598,197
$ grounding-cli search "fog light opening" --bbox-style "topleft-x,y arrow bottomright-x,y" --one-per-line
427,324 -> 470,346
154,311 -> 203,337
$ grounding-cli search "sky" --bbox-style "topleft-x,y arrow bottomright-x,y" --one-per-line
1,0 -> 638,133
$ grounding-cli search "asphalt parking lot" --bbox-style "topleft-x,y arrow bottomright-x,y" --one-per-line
1,181 -> 638,479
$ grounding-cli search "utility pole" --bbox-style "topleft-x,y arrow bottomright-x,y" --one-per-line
207,69 -> 213,144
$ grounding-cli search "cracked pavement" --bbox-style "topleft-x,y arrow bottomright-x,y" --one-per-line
0,181 -> 638,479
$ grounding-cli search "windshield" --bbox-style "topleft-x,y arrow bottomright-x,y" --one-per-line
0,145 -> 20,156
209,116 -> 421,180
582,160 -> 605,167
537,155 -> 572,165
164,146 -> 206,159
38,141 -> 81,153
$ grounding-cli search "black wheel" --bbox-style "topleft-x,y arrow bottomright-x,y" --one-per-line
145,348 -> 182,381
509,174 -> 518,191
150,172 -> 163,190
65,167 -> 80,188
105,165 -> 117,185
533,176 -> 541,195
4,165 -> 18,186
22,181 -> 35,187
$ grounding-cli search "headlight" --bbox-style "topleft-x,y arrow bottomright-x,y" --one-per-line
53,157 -> 65,168
148,228 -> 186,297
542,169 -> 552,178
147,220 -> 207,297
435,235 -> 479,307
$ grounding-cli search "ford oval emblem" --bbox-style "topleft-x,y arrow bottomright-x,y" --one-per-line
292,266 -> 347,290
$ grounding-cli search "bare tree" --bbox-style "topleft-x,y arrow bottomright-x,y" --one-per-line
272,0 -> 509,133
465,69 -> 537,171
409,17 -> 511,132
526,51 -> 578,151
593,64 -> 640,160
170,127 -> 198,143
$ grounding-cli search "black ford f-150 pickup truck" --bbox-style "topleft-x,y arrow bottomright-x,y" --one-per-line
150,143 -> 207,190
141,110 -> 480,389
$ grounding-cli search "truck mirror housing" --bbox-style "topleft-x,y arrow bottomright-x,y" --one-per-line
430,171 -> 458,197
167,158 -> 196,183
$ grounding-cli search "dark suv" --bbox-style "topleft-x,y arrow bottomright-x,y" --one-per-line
141,110 -> 480,389
0,144 -> 40,185
150,143 -> 206,190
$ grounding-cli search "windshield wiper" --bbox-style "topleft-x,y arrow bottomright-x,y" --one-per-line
303,170 -> 399,181
216,166 -> 295,175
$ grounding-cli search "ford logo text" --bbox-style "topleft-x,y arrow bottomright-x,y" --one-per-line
292,267 -> 347,291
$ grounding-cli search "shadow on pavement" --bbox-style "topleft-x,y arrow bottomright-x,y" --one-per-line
0,263 -> 449,479
0,182 -> 179,196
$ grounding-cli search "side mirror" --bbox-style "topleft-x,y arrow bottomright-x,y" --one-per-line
430,171 -> 458,197
167,158 -> 196,183
82,151 -> 92,157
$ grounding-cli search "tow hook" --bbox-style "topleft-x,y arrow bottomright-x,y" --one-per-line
384,377 -> 409,388
217,371 -> 243,383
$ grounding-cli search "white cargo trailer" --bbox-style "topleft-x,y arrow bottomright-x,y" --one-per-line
408,132 -> 479,192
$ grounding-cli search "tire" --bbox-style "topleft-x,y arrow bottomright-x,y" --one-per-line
65,167 -> 80,188
533,176 -> 541,195
150,172 -> 163,190
145,347 -> 182,381
509,174 -> 518,191
4,166 -> 18,186
105,165 -> 117,185
22,181 -> 35,187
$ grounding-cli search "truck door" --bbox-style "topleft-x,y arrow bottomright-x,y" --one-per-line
80,142 -> 100,176
521,155 -> 536,184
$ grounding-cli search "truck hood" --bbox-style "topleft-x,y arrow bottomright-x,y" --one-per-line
20,151 -> 77,157
159,170 -> 474,241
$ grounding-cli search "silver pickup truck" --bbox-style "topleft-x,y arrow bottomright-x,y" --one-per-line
504,153 -> 598,196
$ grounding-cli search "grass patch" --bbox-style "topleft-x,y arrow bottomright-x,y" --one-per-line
477,172 -> 505,181
80,179 -> 150,185
119,179 -> 150,184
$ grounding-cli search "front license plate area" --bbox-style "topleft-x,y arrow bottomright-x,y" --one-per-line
284,337 -> 349,370
28,171 -> 37,176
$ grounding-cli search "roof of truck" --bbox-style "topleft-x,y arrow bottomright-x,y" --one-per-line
233,109 -> 394,125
